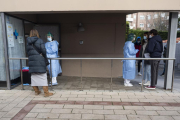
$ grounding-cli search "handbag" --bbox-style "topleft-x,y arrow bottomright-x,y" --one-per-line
32,44 -> 50,66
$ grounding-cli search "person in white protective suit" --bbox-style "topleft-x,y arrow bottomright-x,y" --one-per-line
45,32 -> 62,86
123,33 -> 139,87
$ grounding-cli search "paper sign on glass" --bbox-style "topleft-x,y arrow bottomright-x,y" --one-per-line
18,36 -> 24,43
6,24 -> 13,33
8,38 -> 14,47
6,23 -> 14,47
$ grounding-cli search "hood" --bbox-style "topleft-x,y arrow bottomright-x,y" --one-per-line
134,36 -> 141,45
27,37 -> 39,45
152,35 -> 162,43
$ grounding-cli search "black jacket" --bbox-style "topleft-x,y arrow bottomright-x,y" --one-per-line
26,37 -> 47,73
147,35 -> 163,58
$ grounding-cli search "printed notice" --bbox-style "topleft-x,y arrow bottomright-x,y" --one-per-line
6,23 -> 14,47
18,36 -> 23,43
8,38 -> 14,47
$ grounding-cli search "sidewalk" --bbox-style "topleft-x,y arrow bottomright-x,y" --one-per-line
0,67 -> 180,120
0,89 -> 180,120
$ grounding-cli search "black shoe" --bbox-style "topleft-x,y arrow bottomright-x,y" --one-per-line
160,73 -> 164,76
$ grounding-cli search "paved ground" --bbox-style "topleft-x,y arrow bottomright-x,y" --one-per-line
0,66 -> 179,120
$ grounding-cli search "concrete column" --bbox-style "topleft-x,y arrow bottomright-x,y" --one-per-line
164,12 -> 178,89
0,13 -> 11,90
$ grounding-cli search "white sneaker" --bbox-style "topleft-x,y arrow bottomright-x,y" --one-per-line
124,79 -> 130,83
49,82 -> 58,86
144,81 -> 150,86
139,80 -> 145,85
138,72 -> 142,76
124,82 -> 133,87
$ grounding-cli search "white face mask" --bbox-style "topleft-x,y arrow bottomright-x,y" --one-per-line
149,35 -> 152,38
132,37 -> 135,42
47,37 -> 52,42
144,36 -> 147,40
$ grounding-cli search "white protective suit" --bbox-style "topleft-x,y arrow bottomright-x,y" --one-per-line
45,40 -> 62,84
123,41 -> 139,80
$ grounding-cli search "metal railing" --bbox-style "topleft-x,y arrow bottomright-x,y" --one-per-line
9,57 -> 176,92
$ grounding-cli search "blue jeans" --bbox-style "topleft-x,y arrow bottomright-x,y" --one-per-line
143,64 -> 151,81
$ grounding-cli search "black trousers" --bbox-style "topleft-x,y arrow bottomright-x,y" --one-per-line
138,60 -> 142,72
150,60 -> 160,87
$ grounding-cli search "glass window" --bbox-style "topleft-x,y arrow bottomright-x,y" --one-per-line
134,15 -> 136,19
154,14 -> 158,19
147,15 -> 151,20
140,15 -> 145,20
133,24 -> 136,27
0,14 -> 7,86
5,15 -> 26,86
167,16 -> 169,20
178,14 -> 180,18
147,24 -> 150,27
161,13 -> 165,17
127,14 -> 131,18
140,23 -> 144,27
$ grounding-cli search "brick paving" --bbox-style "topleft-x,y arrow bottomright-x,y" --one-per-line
0,89 -> 179,120
0,75 -> 180,120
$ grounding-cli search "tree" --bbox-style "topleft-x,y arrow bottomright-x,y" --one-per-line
148,12 -> 169,31
178,18 -> 180,28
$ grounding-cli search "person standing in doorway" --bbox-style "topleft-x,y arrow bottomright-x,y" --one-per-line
45,32 -> 62,86
123,33 -> 139,86
134,37 -> 142,76
139,32 -> 151,86
26,29 -> 53,97
146,29 -> 163,89
160,44 -> 167,76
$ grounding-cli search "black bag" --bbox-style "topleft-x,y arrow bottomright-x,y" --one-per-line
32,44 -> 50,66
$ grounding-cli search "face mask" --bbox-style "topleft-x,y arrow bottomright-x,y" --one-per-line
47,37 -> 52,42
137,41 -> 140,43
144,36 -> 147,40
149,35 -> 152,38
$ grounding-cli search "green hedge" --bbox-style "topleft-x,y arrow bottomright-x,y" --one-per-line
126,29 -> 180,41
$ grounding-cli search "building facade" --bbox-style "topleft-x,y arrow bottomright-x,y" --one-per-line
127,12 -> 180,31
0,0 -> 180,89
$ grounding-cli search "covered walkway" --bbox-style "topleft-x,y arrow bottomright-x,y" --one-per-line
12,66 -> 180,92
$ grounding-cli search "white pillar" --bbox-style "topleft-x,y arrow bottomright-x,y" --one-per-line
164,12 -> 178,89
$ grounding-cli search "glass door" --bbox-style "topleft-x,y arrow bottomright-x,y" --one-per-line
0,14 -> 7,87
5,15 -> 26,87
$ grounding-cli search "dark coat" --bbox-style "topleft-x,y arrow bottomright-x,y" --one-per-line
26,37 -> 47,73
147,35 -> 163,58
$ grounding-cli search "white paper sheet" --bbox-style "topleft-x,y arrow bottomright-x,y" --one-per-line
18,36 -> 23,43
6,23 -> 14,47
144,53 -> 150,58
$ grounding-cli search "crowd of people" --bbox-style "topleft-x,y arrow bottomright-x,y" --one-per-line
123,29 -> 164,90
26,28 -> 164,97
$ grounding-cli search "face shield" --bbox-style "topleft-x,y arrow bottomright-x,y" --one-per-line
47,33 -> 53,42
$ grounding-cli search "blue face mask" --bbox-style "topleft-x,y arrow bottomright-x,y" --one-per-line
144,36 -> 147,40
47,37 -> 52,42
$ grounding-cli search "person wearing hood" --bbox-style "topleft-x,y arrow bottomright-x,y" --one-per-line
45,32 -> 62,86
123,33 -> 139,86
146,29 -> 163,89
26,29 -> 53,97
134,37 -> 142,76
